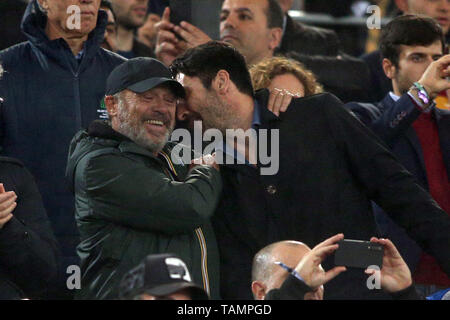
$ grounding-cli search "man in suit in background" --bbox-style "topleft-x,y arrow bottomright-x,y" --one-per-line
363,0 -> 450,102
346,15 -> 450,295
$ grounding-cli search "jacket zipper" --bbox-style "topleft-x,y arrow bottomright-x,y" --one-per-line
159,151 -> 211,296
195,227 -> 210,296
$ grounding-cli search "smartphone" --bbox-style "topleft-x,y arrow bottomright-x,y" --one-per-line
334,239 -> 384,269
169,0 -> 191,26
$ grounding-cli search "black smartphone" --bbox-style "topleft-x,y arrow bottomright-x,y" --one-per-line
334,239 -> 384,269
169,0 -> 191,26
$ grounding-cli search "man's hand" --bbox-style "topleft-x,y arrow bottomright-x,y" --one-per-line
267,88 -> 302,116
137,13 -> 161,49
155,7 -> 185,66
0,183 -> 16,229
173,21 -> 212,51
294,233 -> 347,290
417,54 -> 450,99
365,238 -> 412,293
190,154 -> 220,172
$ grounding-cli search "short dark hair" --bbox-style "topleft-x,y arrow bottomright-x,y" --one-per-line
380,14 -> 445,67
170,41 -> 254,98
266,0 -> 284,29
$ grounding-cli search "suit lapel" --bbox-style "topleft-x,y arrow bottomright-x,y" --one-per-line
435,108 -> 450,181
382,95 -> 426,171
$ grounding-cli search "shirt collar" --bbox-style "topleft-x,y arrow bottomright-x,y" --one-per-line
75,42 -> 87,61
389,91 -> 400,102
252,100 -> 262,129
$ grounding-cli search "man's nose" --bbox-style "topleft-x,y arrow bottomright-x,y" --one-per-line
438,0 -> 450,11
222,14 -> 236,30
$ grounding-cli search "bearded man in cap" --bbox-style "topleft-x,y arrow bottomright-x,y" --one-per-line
66,57 -> 222,300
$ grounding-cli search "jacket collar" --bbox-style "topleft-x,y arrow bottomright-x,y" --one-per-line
382,93 -> 450,180
21,0 -> 107,72
88,120 -> 131,142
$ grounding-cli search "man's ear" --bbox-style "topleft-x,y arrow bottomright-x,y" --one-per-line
382,58 -> 396,80
269,27 -> 283,51
213,70 -> 231,95
394,0 -> 409,13
104,95 -> 118,118
251,281 -> 267,300
176,99 -> 191,122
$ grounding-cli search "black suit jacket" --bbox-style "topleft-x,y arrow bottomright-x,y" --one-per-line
278,15 -> 370,102
280,14 -> 340,57
212,90 -> 450,300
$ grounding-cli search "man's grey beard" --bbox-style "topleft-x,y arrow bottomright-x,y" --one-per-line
116,99 -> 172,154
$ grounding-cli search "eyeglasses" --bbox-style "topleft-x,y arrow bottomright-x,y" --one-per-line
274,261 -> 294,273
274,261 -> 305,282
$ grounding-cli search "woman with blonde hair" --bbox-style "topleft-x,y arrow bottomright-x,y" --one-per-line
250,56 -> 323,115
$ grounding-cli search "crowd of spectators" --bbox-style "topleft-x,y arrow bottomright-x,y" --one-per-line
0,0 -> 449,300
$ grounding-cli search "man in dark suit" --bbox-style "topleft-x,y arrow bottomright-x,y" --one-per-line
362,0 -> 450,102
275,0 -> 371,102
171,41 -> 450,300
277,0 -> 340,56
346,15 -> 450,294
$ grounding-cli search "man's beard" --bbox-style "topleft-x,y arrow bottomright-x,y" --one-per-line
394,69 -> 413,95
117,100 -> 172,153
198,91 -> 242,134
118,12 -> 144,30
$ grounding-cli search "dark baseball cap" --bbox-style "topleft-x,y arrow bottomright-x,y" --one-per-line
118,253 -> 209,300
105,57 -> 185,98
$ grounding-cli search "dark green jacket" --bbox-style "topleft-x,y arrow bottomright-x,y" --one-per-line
66,121 -> 222,299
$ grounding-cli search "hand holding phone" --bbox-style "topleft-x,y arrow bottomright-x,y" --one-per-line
365,237 -> 412,293
292,233 -> 347,290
